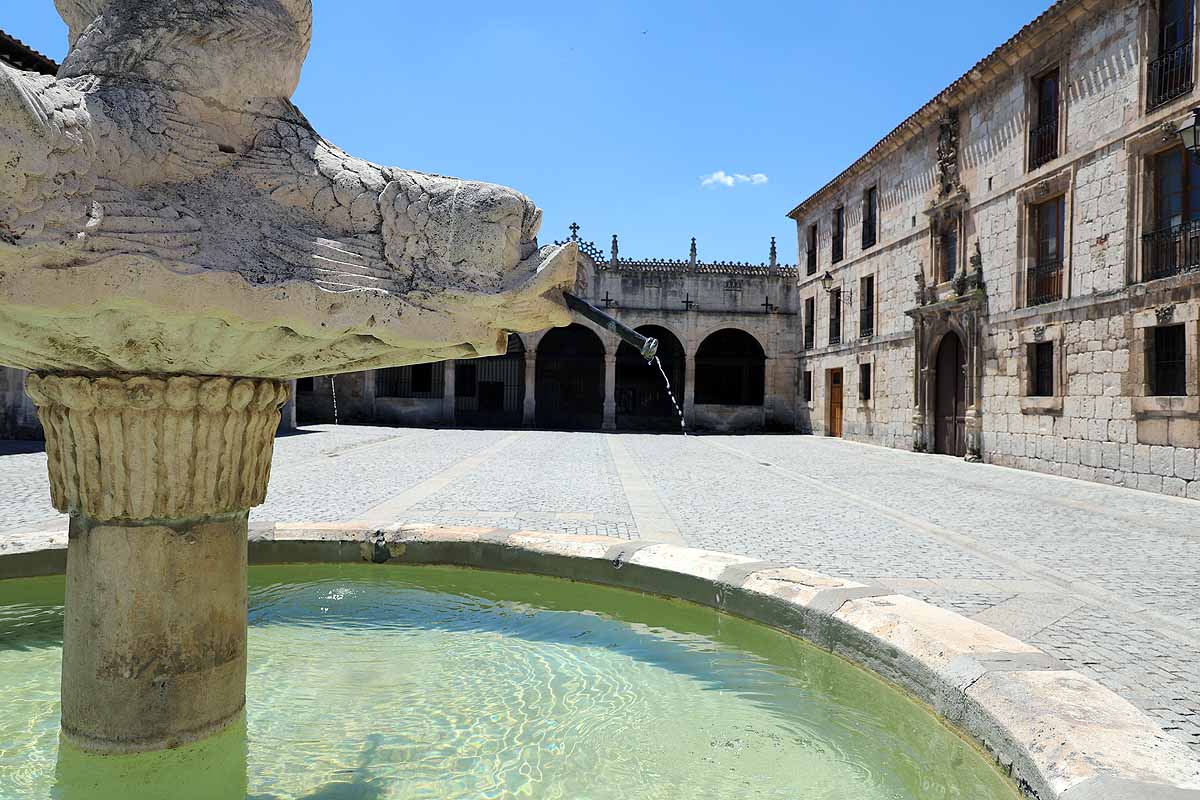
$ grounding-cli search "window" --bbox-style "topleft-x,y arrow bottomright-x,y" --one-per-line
1144,147 -> 1200,281
411,363 -> 433,394
1029,68 -> 1059,170
806,224 -> 818,275
804,297 -> 815,350
803,370 -> 813,403
862,186 -> 878,249
455,362 -> 477,397
376,364 -> 444,398
1029,342 -> 1055,397
832,206 -> 845,264
939,221 -> 959,282
859,363 -> 872,403
1150,324 -> 1188,396
859,275 -> 875,338
1149,0 -> 1195,110
829,289 -> 842,345
1028,196 -> 1065,306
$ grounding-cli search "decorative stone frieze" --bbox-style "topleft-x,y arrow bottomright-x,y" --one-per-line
26,373 -> 288,520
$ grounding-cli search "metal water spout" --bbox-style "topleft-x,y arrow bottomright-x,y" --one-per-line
563,293 -> 659,362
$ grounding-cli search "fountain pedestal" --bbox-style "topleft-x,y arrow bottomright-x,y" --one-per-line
25,373 -> 288,753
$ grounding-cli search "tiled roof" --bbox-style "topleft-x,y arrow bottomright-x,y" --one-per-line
0,29 -> 59,76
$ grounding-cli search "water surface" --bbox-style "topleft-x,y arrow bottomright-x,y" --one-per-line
0,564 -> 1019,799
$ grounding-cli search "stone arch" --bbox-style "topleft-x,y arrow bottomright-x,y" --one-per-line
694,328 -> 766,406
690,323 -> 769,360
535,324 -> 606,429
615,324 -> 686,431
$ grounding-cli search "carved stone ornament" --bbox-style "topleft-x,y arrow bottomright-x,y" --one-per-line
914,267 -> 928,305
936,108 -> 962,199
26,373 -> 288,520
1032,325 -> 1047,342
0,0 -> 576,379
1156,304 -> 1177,324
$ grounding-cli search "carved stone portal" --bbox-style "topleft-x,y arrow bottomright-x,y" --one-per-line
1,0 -> 577,753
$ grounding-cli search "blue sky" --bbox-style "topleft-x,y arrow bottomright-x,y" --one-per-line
5,1 -> 1052,263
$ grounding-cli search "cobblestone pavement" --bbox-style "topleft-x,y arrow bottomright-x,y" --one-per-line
1,426 -> 1198,751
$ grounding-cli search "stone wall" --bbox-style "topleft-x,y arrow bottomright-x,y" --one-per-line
790,0 -> 1200,498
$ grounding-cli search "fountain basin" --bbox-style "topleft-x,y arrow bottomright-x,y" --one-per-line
1,525 -> 1197,799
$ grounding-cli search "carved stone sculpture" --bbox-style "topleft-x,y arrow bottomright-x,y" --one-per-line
0,0 -> 576,753
0,0 -> 574,377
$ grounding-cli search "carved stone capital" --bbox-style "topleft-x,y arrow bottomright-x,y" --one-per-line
25,373 -> 289,520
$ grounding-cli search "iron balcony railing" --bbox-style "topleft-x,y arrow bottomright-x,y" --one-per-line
829,317 -> 842,346
859,306 -> 875,338
1148,41 -> 1194,111
1028,116 -> 1058,170
861,221 -> 877,250
1142,219 -> 1200,281
1026,258 -> 1064,306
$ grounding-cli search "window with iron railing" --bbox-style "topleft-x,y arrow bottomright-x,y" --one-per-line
1027,196 -> 1064,306
806,224 -> 818,275
829,289 -> 842,346
859,275 -> 875,338
1148,0 -> 1195,110
832,207 -> 845,264
376,363 -> 444,399
861,187 -> 878,250
1151,324 -> 1188,396
1029,68 -> 1059,170
803,297 -> 815,350
1143,147 -> 1200,281
858,362 -> 872,403
1030,341 -> 1055,397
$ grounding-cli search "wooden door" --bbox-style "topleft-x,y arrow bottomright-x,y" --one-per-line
934,334 -> 966,456
828,369 -> 844,438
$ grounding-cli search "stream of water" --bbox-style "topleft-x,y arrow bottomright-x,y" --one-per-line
653,356 -> 687,435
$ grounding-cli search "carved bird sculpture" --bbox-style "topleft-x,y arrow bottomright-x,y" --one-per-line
0,0 -> 576,379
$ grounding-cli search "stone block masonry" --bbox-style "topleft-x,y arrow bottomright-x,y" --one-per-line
788,0 -> 1200,499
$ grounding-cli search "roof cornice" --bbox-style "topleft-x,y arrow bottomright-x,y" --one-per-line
0,29 -> 59,76
786,0 -> 1095,220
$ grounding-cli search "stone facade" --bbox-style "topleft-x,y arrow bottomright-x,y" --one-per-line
297,227 -> 801,432
790,0 -> 1200,498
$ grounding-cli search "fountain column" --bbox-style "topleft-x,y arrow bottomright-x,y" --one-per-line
25,373 -> 288,753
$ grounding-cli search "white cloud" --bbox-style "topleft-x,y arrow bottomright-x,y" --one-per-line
701,170 -> 768,188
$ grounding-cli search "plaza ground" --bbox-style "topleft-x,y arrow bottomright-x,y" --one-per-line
1,426 -> 1197,753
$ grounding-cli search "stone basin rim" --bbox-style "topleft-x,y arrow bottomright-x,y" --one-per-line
1,523 -> 1197,800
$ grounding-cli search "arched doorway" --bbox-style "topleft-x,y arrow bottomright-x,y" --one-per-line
934,332 -> 967,457
615,325 -> 685,431
536,324 -> 605,430
455,334 -> 525,428
695,329 -> 765,406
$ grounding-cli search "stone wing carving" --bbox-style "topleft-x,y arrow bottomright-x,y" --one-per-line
0,0 -> 576,379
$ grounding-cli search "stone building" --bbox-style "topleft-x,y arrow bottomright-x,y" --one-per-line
790,0 -> 1200,498
297,225 -> 801,431
0,31 -> 57,439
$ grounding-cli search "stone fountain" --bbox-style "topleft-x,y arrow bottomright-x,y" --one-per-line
0,0 -> 576,753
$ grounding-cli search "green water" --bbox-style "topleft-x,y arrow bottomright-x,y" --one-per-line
0,564 -> 1020,800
